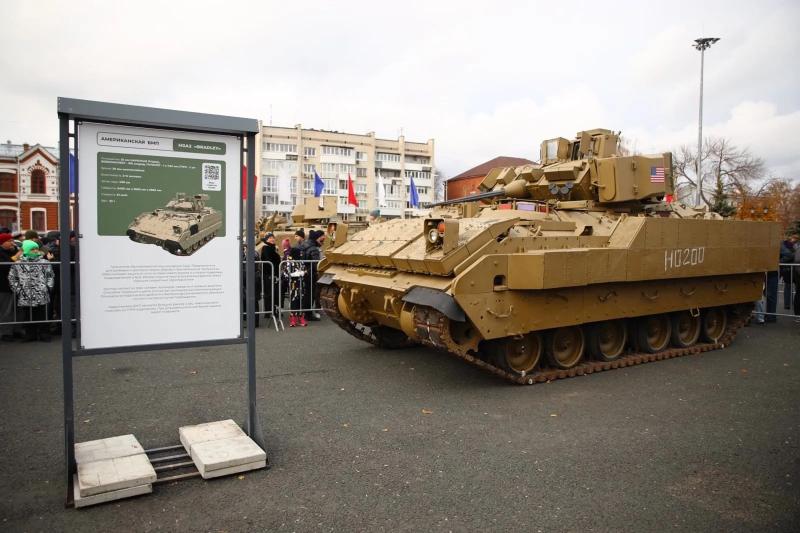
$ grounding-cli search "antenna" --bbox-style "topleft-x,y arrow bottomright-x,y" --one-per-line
269,104 -> 273,126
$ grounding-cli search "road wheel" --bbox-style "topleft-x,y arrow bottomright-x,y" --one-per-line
545,326 -> 585,369
636,314 -> 671,353
587,320 -> 627,361
700,307 -> 727,343
488,333 -> 543,375
670,311 -> 701,347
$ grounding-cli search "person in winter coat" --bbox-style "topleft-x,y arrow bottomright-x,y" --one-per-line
0,233 -> 22,341
241,244 -> 261,327
259,233 -> 282,316
285,246 -> 307,327
780,235 -> 797,310
792,236 -> 800,320
301,230 -> 325,320
281,238 -> 291,261
8,240 -> 54,342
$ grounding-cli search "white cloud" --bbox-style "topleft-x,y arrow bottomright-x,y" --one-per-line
0,0 -> 797,180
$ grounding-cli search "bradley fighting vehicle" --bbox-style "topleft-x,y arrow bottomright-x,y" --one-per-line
127,193 -> 222,256
257,196 -> 367,251
317,129 -> 780,385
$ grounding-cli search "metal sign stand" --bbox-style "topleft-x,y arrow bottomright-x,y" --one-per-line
57,98 -> 265,506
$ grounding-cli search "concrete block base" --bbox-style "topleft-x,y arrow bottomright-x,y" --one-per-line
180,420 -> 266,479
73,475 -> 152,508
201,459 -> 267,479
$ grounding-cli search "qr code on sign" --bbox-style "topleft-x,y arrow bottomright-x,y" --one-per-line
202,162 -> 222,191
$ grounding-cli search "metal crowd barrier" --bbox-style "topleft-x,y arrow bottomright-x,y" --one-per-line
754,262 -> 799,321
5,258 -> 791,339
0,260 -> 77,341
1,258 -> 326,337
249,259 -> 324,331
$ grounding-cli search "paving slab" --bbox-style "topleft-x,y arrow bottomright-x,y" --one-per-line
72,475 -> 151,508
74,434 -> 144,464
199,459 -> 267,479
76,453 -> 157,497
178,419 -> 245,453
190,434 -> 266,477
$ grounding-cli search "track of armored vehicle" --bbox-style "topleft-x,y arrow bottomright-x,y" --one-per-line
318,129 -> 778,385
321,285 -> 752,385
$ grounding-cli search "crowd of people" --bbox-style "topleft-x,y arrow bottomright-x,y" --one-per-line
247,227 -> 327,328
4,225 -> 798,342
756,233 -> 800,323
0,228 -> 76,342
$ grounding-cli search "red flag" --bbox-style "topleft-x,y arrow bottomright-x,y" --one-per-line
241,166 -> 257,200
347,173 -> 359,207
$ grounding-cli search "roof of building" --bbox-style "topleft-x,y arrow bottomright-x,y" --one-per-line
448,156 -> 535,182
0,142 -> 58,161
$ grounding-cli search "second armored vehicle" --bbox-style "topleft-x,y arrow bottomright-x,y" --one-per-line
127,193 -> 222,256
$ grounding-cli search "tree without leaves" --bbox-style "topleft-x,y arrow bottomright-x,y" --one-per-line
672,137 -> 766,215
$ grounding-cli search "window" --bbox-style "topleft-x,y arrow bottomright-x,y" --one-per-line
356,151 -> 367,161
263,142 -> 297,153
0,172 -> 15,193
303,147 -> 316,157
320,163 -> 355,178
323,179 -> 337,195
262,174 -> 296,203
31,169 -> 46,194
31,209 -> 46,231
263,160 -> 298,176
303,163 -> 316,176
303,179 -> 314,194
405,155 -> 430,164
322,145 -> 353,157
0,209 -> 16,229
405,170 -> 431,181
356,167 -> 367,178
376,152 -> 400,162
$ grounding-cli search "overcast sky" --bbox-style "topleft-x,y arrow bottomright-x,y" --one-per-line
2,0 -> 798,179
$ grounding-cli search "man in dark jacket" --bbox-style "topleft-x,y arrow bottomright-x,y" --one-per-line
260,233 -> 282,315
0,233 -> 21,341
780,235 -> 797,310
302,230 -> 325,320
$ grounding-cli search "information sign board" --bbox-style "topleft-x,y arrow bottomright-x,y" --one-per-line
77,123 -> 241,349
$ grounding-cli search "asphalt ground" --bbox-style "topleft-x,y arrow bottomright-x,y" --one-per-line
0,315 -> 798,532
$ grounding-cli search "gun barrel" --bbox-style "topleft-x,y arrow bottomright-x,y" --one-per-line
432,188 -> 506,206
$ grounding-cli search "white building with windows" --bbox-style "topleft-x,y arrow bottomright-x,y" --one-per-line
257,124 -> 435,221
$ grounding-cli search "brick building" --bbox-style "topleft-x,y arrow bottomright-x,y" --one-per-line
446,156 -> 534,201
0,141 -> 59,233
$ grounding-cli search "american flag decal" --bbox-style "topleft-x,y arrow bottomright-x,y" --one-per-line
650,166 -> 665,183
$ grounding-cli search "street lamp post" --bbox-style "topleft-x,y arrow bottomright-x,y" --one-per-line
693,37 -> 720,207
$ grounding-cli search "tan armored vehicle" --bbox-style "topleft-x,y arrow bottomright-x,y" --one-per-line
127,193 -> 222,256
258,196 -> 366,249
318,129 -> 780,384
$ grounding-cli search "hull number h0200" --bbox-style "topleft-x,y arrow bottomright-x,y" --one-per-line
664,247 -> 705,271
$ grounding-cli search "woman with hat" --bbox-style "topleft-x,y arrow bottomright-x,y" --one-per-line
8,240 -> 55,341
